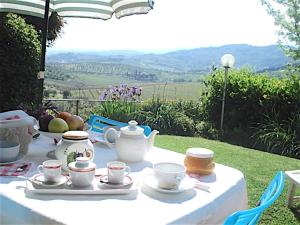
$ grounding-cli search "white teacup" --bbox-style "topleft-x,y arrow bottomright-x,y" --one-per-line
153,162 -> 186,189
38,160 -> 62,183
107,161 -> 130,184
0,140 -> 20,163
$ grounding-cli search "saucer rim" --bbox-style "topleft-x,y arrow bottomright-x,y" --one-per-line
0,153 -> 26,165
99,175 -> 133,188
143,174 -> 195,194
31,174 -> 68,188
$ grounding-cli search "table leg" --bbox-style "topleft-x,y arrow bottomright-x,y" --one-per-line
287,182 -> 296,208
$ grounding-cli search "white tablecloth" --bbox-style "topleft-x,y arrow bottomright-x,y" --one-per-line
0,135 -> 248,225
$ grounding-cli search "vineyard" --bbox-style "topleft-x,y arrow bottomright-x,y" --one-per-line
45,82 -> 205,101
63,83 -> 204,100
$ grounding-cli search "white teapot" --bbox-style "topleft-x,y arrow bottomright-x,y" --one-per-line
104,121 -> 159,162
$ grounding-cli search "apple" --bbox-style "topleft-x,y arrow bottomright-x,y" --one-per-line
48,118 -> 69,133
39,115 -> 54,131
66,115 -> 84,130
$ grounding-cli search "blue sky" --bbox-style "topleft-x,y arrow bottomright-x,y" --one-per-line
51,0 -> 279,53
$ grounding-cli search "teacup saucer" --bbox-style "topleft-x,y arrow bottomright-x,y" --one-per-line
99,175 -> 133,189
31,174 -> 68,189
0,153 -> 26,165
143,174 -> 196,194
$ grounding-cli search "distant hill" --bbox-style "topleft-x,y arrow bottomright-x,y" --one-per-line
47,44 -> 292,73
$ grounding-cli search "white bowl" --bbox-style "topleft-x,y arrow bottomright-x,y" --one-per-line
0,140 -> 20,163
38,130 -> 64,140
39,124 -> 92,140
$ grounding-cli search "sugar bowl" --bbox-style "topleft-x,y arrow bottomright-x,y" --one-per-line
184,148 -> 215,175
55,131 -> 94,171
68,157 -> 96,187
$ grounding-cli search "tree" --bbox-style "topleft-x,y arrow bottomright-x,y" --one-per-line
261,0 -> 300,60
24,12 -> 65,47
0,13 -> 41,112
0,12 -> 65,112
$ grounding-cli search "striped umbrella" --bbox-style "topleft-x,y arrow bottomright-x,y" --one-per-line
0,0 -> 154,78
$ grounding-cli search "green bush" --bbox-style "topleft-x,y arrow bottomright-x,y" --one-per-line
0,13 -> 41,112
91,101 -> 139,122
253,111 -> 300,158
133,98 -> 203,136
91,97 -> 204,137
202,69 -> 298,129
202,68 -> 300,158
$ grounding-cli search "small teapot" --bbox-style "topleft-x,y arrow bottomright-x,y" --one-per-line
104,121 -> 159,162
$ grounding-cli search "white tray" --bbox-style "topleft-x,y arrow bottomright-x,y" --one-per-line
25,179 -> 137,195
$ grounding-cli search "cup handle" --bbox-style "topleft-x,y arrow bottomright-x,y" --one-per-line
124,166 -> 131,176
175,176 -> 183,186
104,128 -> 118,149
37,165 -> 43,174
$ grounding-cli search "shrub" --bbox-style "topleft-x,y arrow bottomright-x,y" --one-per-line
253,111 -> 300,158
201,68 -> 300,158
134,97 -> 202,136
92,101 -> 139,122
195,121 -> 219,139
0,13 -> 41,112
92,84 -> 142,122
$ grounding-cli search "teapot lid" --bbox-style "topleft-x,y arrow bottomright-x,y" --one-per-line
68,157 -> 95,172
120,120 -> 144,135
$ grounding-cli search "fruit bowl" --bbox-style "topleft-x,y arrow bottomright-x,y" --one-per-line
39,124 -> 91,141
38,130 -> 65,140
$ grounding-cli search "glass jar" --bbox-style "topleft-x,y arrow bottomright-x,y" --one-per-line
184,148 -> 215,175
55,131 -> 94,171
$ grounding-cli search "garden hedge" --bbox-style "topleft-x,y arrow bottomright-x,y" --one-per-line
0,13 -> 41,112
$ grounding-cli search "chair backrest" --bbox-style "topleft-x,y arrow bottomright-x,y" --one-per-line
88,114 -> 152,136
223,171 -> 285,225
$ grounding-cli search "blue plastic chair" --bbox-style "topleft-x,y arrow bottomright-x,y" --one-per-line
87,114 -> 152,136
223,171 -> 285,225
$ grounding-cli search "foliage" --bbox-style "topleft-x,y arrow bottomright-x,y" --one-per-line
92,84 -> 142,122
155,135 -> 300,225
99,84 -> 142,102
23,12 -> 65,46
92,101 -> 139,122
201,68 -> 300,158
253,111 -> 300,158
261,0 -> 300,60
0,13 -> 41,112
202,68 -> 300,129
62,90 -> 71,99
133,97 -> 203,136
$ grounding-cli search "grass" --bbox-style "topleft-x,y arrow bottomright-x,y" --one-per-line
155,135 -> 300,225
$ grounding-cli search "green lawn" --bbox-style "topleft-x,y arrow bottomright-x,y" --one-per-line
155,135 -> 300,225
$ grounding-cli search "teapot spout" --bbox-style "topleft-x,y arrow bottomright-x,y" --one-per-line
147,130 -> 159,150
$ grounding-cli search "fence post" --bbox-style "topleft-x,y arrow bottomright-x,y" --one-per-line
76,100 -> 79,115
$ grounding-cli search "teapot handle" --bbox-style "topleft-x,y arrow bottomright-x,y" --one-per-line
104,128 -> 118,149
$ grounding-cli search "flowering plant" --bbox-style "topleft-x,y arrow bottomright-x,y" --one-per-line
99,84 -> 142,102
95,84 -> 142,122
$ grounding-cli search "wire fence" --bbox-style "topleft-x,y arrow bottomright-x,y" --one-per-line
43,99 -> 105,118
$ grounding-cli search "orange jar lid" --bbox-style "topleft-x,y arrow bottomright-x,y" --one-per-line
186,148 -> 214,158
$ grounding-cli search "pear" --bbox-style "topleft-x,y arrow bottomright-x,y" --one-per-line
48,118 -> 69,133
57,111 -> 72,121
66,115 -> 84,130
